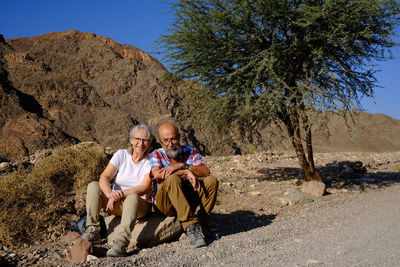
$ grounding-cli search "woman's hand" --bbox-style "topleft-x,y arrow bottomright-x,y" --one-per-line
106,190 -> 124,211
106,198 -> 115,211
108,190 -> 124,202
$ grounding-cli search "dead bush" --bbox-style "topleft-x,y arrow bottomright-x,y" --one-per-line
0,143 -> 108,248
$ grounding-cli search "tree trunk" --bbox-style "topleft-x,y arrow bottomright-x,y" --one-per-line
283,107 -> 322,182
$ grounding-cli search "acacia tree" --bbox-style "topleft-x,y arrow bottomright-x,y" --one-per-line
159,0 -> 399,181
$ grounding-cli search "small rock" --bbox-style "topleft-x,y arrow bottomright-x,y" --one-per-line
250,184 -> 256,188
339,167 -> 354,178
360,177 -> 376,183
301,181 -> 326,197
86,255 -> 98,262
249,191 -> 261,196
326,188 -> 338,194
0,162 -> 10,172
307,259 -> 321,264
280,189 -> 314,206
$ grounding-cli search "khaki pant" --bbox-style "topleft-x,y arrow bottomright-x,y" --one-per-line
85,181 -> 151,244
155,174 -> 219,231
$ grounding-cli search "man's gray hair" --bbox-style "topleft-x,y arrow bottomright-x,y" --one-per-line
127,124 -> 152,155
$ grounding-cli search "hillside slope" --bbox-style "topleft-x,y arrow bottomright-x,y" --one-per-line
0,30 -> 399,160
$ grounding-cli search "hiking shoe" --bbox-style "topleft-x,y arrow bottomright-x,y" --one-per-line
106,241 -> 127,257
81,226 -> 100,243
186,223 -> 206,248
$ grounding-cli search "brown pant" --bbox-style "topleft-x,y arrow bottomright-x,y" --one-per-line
85,181 -> 151,244
155,174 -> 219,231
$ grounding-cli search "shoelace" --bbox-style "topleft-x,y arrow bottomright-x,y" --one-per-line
193,225 -> 204,239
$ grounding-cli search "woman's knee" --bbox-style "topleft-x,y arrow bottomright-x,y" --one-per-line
87,181 -> 100,194
124,193 -> 139,205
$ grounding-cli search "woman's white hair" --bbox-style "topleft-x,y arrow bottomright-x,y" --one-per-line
127,124 -> 152,155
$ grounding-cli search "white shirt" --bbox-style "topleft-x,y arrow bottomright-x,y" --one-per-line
109,149 -> 151,199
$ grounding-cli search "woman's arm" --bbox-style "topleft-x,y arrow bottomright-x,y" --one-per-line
99,163 -> 118,198
124,173 -> 152,196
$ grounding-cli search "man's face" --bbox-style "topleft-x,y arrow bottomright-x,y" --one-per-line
159,125 -> 180,159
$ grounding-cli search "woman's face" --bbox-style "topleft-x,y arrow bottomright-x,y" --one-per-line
130,129 -> 151,155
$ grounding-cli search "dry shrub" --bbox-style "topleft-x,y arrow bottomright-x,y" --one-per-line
0,142 -> 108,248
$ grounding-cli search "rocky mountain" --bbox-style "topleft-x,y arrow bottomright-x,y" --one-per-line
0,30 -> 176,160
0,30 -> 399,161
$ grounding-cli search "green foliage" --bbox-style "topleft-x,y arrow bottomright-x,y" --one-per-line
159,0 -> 399,131
224,157 -> 231,162
0,143 -> 108,248
159,0 -> 399,180
245,144 -> 259,155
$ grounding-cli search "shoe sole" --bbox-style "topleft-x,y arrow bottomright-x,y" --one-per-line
189,240 -> 206,249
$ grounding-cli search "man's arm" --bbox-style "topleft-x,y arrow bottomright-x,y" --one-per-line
175,164 -> 210,177
151,163 -> 210,180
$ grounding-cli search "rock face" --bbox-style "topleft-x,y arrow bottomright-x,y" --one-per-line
0,30 -> 175,160
1,30 -> 400,161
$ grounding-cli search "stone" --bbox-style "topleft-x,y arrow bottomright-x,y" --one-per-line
60,231 -> 81,243
0,162 -> 10,172
301,181 -> 326,197
360,177 -> 376,183
339,167 -> 354,178
280,189 -> 314,206
248,191 -> 261,196
86,255 -> 98,262
66,238 -> 92,263
106,213 -> 182,250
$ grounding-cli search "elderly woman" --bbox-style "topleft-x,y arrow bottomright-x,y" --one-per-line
82,124 -> 153,257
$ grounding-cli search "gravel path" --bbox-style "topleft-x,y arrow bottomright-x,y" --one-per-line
74,183 -> 400,267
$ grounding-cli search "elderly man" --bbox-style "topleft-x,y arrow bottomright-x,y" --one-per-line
149,122 -> 218,248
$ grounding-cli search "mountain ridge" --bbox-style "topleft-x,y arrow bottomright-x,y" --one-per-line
1,30 -> 400,161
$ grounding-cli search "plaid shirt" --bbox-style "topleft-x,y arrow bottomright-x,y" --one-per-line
147,145 -> 206,204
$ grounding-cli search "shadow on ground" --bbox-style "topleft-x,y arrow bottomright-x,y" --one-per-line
206,211 -> 276,243
255,160 -> 400,191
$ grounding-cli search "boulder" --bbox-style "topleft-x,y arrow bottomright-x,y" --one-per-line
279,188 -> 314,206
66,238 -> 92,263
301,181 -> 326,197
105,213 -> 182,251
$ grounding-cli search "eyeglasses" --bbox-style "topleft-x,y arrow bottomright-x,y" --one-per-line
133,137 -> 150,143
160,137 -> 180,145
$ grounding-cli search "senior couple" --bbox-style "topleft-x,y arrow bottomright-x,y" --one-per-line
82,122 -> 219,257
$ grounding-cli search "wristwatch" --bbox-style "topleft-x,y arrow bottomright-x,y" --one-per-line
182,163 -> 189,170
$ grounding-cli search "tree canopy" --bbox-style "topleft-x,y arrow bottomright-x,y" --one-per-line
159,0 -> 399,181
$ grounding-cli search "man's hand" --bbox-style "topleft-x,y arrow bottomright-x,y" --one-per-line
155,164 -> 183,180
187,170 -> 201,192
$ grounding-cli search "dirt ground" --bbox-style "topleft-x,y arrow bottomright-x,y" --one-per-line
1,150 -> 399,266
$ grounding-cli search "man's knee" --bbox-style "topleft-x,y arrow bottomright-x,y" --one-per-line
164,174 -> 182,187
203,176 -> 218,190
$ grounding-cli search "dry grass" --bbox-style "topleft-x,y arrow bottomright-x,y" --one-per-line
395,164 -> 400,172
0,143 -> 108,248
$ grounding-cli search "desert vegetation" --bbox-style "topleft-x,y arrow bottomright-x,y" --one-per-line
0,143 -> 108,248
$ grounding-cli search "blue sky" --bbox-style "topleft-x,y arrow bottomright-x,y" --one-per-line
1,0 -> 399,119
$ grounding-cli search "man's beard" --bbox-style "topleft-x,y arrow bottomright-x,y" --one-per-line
166,146 -> 179,159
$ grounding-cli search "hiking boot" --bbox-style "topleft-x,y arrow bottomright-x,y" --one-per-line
186,223 -> 206,248
106,240 -> 127,257
81,226 -> 100,243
